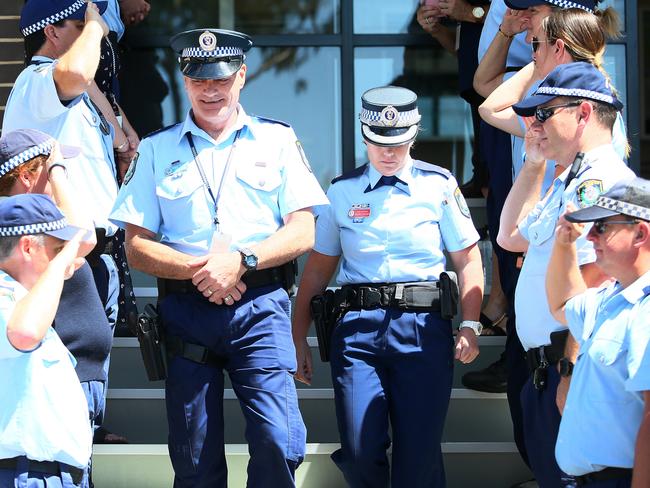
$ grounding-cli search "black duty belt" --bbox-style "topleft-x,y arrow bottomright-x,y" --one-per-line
526,343 -> 563,372
85,228 -> 115,267
0,457 -> 83,485
159,265 -> 288,299
575,467 -> 632,486
165,335 -> 225,369
340,281 -> 441,311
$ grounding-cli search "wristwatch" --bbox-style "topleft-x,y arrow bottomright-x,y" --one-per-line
472,6 -> 486,20
559,357 -> 574,377
238,248 -> 258,274
459,320 -> 483,336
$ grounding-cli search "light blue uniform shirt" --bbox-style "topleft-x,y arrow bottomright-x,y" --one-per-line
478,0 -> 530,68
556,272 -> 650,475
103,0 -> 125,40
0,271 -> 92,469
110,107 -> 328,254
315,159 -> 480,284
2,57 -> 118,235
515,145 -> 635,350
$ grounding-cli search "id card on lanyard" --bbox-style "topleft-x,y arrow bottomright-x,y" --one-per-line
187,129 -> 242,253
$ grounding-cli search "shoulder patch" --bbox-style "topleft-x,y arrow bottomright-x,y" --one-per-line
253,115 -> 291,128
143,122 -> 182,140
331,164 -> 368,185
454,187 -> 471,218
413,160 -> 452,179
576,179 -> 603,208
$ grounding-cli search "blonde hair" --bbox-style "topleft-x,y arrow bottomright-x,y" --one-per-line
0,155 -> 47,196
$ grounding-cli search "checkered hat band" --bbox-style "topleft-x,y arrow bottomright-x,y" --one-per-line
536,86 -> 614,104
0,139 -> 54,178
359,108 -> 421,126
595,196 -> 650,220
547,0 -> 593,12
181,47 -> 243,58
0,217 -> 68,237
21,0 -> 85,36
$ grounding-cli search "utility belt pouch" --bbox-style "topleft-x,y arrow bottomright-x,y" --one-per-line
439,271 -> 459,320
550,329 -> 569,354
136,304 -> 167,381
310,290 -> 336,362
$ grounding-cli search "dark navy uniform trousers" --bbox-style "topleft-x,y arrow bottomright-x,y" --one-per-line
330,307 -> 454,488
159,284 -> 306,488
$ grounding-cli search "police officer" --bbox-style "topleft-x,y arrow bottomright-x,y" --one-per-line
547,178 -> 650,487
292,86 -> 484,487
497,62 -> 636,487
110,29 -> 328,487
0,194 -> 92,487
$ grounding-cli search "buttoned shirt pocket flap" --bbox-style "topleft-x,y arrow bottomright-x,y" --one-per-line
156,169 -> 203,201
588,337 -> 625,366
236,163 -> 282,192
81,98 -> 101,128
527,198 -> 561,246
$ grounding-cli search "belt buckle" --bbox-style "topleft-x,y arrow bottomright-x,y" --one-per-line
360,287 -> 382,308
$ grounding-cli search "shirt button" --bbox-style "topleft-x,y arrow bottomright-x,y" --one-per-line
92,116 -> 98,124
259,179 -> 266,187
600,355 -> 606,364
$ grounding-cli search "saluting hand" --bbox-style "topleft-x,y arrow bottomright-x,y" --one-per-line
455,328 -> 479,363
555,205 -> 584,246
84,1 -> 109,38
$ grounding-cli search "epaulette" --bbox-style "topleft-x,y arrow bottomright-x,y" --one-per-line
142,122 -> 182,140
331,163 -> 368,184
413,160 -> 451,179
252,115 -> 291,128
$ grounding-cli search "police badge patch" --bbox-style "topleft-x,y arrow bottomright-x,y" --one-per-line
454,187 -> 471,218
123,152 -> 139,185
199,31 -> 217,52
296,140 -> 312,173
576,179 -> 603,208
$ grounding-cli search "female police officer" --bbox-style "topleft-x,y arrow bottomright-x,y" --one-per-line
292,86 -> 484,487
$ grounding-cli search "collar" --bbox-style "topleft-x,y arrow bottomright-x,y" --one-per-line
0,269 -> 27,302
365,158 -> 413,195
620,270 -> 650,304
29,55 -> 55,65
178,104 -> 250,145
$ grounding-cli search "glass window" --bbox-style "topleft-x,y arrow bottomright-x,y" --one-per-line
603,44 -> 627,118
354,47 -> 474,183
140,0 -> 340,36
140,47 -> 341,188
354,0 -> 421,34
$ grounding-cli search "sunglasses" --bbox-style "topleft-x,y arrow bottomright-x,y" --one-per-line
531,36 -> 551,53
592,219 -> 638,235
534,100 -> 584,123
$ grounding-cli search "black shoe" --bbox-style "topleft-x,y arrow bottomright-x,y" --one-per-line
461,354 -> 507,393
459,177 -> 486,199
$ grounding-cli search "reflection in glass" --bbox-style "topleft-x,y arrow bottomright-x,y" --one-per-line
354,0 -> 421,34
141,0 -> 339,36
354,47 -> 474,183
152,46 -> 341,188
603,44 -> 627,125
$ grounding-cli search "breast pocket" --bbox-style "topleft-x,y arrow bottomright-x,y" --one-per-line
236,163 -> 282,193
586,338 -> 631,404
155,171 -> 207,231
528,200 -> 561,246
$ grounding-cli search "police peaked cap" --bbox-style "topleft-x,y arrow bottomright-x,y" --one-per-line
170,29 -> 253,80
20,0 -> 108,36
359,86 -> 422,147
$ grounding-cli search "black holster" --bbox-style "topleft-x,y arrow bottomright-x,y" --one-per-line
439,271 -> 459,320
310,290 -> 338,362
136,304 -> 167,381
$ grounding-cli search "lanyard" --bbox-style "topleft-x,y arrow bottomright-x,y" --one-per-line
187,129 -> 242,229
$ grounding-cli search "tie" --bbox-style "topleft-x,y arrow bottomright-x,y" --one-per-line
365,175 -> 400,193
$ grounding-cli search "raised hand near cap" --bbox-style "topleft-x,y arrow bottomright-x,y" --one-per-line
85,0 -> 109,37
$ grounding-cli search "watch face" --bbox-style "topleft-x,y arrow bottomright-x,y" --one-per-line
473,6 -> 485,17
244,255 -> 257,268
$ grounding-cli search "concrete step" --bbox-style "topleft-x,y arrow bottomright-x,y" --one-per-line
102,387 -> 512,445
92,442 -> 530,488
108,336 -> 506,390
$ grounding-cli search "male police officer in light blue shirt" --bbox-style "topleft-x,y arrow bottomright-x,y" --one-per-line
498,62 -> 635,487
0,194 -> 92,488
547,178 -> 650,487
110,28 -> 328,488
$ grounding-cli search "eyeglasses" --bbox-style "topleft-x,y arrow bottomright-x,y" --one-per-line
531,36 -> 551,53
592,219 -> 638,235
534,100 -> 584,123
